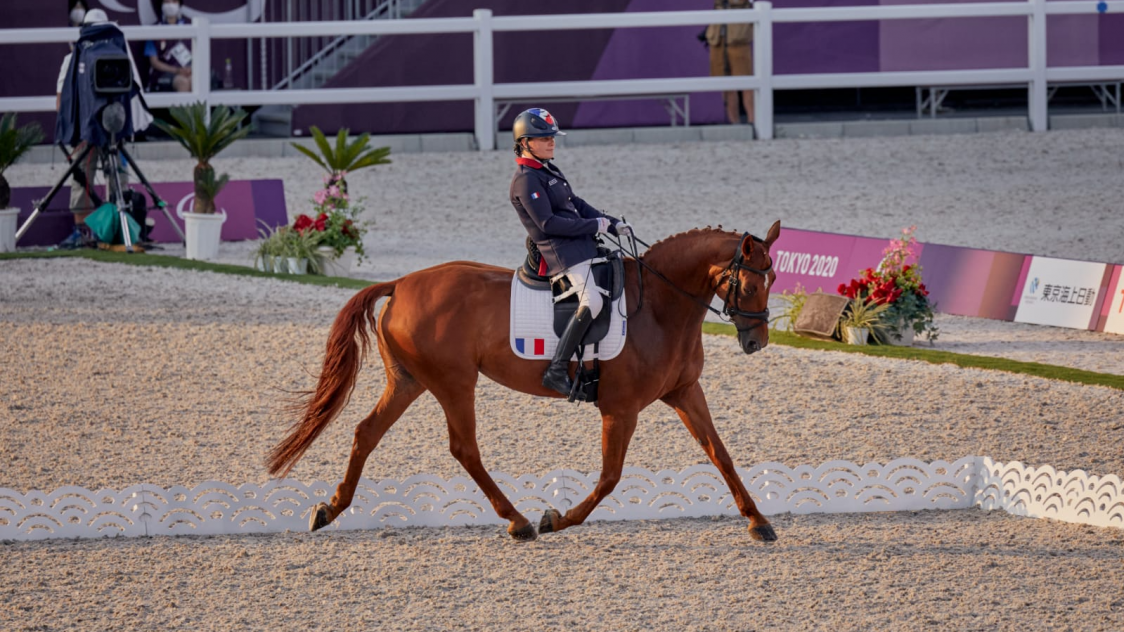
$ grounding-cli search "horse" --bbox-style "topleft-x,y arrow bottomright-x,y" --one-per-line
267,221 -> 782,542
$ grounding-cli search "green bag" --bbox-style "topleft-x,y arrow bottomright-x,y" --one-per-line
84,202 -> 140,245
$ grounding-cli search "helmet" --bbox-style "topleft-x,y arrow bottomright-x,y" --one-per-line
513,108 -> 567,142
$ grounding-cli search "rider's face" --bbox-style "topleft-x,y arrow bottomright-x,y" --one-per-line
526,136 -> 555,161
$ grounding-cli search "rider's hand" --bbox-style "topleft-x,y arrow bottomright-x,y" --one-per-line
613,221 -> 633,237
596,217 -> 611,234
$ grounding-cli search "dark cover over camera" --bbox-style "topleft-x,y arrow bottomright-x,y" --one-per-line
56,23 -> 140,147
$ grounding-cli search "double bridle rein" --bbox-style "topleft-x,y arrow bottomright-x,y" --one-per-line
609,230 -> 773,332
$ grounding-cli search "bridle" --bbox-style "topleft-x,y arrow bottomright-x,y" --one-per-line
608,230 -> 773,333
717,232 -> 773,332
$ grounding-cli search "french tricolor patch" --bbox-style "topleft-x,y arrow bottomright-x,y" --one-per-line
515,338 -> 546,356
531,192 -> 540,200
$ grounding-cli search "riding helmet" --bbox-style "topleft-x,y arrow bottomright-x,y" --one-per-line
512,108 -> 567,142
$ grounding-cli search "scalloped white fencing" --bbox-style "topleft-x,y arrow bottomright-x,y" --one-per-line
0,457 -> 1119,541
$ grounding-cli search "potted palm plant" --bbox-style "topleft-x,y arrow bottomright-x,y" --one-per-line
153,102 -> 251,261
0,113 -> 45,252
837,297 -> 891,346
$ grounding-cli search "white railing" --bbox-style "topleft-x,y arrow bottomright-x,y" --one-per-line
2,1 -> 1123,149
1,457 -> 1120,541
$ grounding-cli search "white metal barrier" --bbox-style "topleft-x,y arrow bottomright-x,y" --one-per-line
2,1 -> 1123,149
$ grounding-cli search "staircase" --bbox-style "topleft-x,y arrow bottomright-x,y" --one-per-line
252,0 -> 427,137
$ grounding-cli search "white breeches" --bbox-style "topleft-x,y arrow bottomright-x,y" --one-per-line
561,259 -> 605,319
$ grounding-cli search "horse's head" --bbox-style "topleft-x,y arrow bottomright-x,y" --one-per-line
717,220 -> 781,355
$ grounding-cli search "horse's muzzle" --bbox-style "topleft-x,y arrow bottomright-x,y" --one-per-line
738,331 -> 765,355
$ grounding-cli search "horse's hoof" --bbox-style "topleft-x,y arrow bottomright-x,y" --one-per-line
749,523 -> 777,542
309,502 -> 333,532
508,522 -> 537,542
539,509 -> 562,534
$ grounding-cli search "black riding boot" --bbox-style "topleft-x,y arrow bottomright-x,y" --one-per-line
542,306 -> 594,397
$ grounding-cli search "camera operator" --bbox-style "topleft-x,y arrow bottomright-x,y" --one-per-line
145,0 -> 192,93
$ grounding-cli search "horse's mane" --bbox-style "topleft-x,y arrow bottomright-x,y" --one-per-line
640,226 -> 745,266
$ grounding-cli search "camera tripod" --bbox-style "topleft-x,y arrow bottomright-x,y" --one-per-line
15,139 -> 185,252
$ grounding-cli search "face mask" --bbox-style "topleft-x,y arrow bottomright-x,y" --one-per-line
162,3 -> 181,19
70,8 -> 86,25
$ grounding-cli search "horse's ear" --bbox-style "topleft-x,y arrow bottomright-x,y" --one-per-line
765,220 -> 781,247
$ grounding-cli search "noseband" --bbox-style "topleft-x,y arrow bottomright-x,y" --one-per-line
720,232 -> 773,332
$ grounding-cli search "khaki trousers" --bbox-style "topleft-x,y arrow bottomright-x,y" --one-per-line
708,42 -> 755,124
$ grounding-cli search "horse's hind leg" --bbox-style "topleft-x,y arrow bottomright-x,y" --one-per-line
661,381 -> 776,542
430,385 -> 536,541
539,409 -> 638,535
310,376 -> 426,531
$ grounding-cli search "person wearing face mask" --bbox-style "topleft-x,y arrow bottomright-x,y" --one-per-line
144,0 -> 192,92
68,0 -> 89,27
509,108 -> 632,398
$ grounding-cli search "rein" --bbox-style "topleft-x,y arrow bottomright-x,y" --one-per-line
604,228 -> 773,332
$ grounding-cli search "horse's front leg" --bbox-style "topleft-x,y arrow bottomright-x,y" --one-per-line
431,386 -> 537,541
539,409 -> 638,534
661,381 -> 777,542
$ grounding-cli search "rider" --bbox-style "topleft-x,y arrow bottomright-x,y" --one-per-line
509,108 -> 632,397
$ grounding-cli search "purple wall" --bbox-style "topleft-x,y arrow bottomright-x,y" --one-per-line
5,1 -> 1124,136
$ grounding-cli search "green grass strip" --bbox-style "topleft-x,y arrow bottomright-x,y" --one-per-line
0,249 -> 374,290
703,322 -> 1124,391
4,250 -> 1120,390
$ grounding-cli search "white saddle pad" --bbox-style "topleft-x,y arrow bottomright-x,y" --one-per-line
509,273 -> 627,361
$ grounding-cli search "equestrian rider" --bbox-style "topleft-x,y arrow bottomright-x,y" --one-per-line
509,108 -> 632,397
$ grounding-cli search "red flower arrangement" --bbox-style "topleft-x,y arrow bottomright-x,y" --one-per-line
836,226 -> 938,342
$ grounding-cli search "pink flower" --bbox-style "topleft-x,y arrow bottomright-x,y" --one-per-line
328,185 -> 341,198
313,189 -> 328,205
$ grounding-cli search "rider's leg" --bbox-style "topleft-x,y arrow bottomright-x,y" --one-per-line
542,260 -> 605,396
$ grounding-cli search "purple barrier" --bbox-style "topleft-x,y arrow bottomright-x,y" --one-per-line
1099,265 -> 1124,334
769,227 -> 1123,333
9,179 -> 288,247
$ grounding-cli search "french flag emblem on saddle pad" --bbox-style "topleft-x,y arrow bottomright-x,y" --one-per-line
509,274 -> 627,362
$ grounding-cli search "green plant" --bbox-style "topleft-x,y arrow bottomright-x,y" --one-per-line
290,126 -> 391,183
837,297 -> 891,343
279,226 -> 323,273
0,113 -> 45,208
152,102 -> 251,214
770,283 -> 808,332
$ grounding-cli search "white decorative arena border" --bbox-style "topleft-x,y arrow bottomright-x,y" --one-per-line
1,457 -> 1120,541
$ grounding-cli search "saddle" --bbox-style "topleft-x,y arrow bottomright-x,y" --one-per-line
510,238 -> 629,404
517,237 -> 625,346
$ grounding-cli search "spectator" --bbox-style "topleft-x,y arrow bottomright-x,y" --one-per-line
705,0 -> 756,130
145,0 -> 192,92
68,0 -> 89,27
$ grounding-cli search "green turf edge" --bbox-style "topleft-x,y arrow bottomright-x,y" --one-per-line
0,249 -> 375,290
4,250 -> 1120,390
703,322 -> 1124,391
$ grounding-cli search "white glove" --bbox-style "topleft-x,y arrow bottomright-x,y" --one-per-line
614,221 -> 633,237
596,217 -> 611,234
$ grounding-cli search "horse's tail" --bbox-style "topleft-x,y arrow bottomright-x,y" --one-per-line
267,280 -> 397,478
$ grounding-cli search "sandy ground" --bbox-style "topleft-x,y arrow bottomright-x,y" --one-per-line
2,131 -> 1124,631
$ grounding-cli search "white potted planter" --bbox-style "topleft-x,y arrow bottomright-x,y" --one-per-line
0,207 -> 19,253
182,209 -> 227,261
286,257 -> 308,275
842,326 -> 869,346
885,322 -> 916,346
315,245 -> 360,277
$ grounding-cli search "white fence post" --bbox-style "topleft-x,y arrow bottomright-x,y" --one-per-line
754,1 -> 774,140
1027,0 -> 1048,132
473,9 -> 495,151
192,17 -> 212,114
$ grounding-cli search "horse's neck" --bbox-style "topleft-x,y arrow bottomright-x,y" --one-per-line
641,235 -> 730,321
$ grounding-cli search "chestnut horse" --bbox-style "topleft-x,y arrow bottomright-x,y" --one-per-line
268,222 -> 781,542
